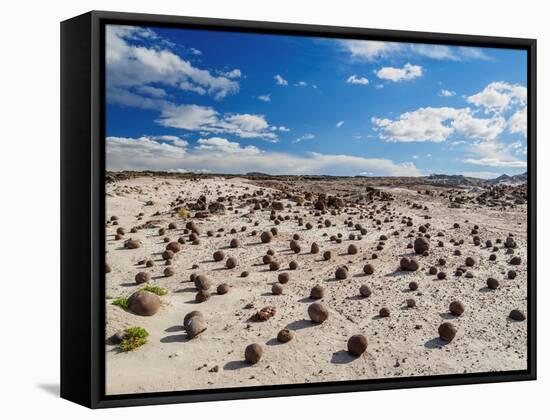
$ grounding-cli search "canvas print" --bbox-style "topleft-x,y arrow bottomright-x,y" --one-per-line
104,24 -> 528,395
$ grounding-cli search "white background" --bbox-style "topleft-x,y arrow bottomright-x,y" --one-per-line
0,0 -> 547,417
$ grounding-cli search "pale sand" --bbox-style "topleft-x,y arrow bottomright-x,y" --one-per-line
105,176 -> 527,395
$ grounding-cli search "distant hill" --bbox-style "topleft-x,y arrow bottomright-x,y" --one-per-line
426,172 -> 527,187
486,172 -> 528,185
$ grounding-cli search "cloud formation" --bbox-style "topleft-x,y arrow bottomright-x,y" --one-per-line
106,136 -> 420,176
376,63 -> 423,82
341,40 -> 490,61
346,75 -> 370,85
106,26 -> 239,101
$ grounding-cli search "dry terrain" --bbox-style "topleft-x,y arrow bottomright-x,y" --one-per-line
105,175 -> 528,395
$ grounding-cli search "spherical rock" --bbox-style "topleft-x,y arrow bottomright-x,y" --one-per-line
359,284 -> 372,297
508,270 -> 517,279
406,298 -> 416,308
278,272 -> 290,284
400,257 -> 419,271
509,309 -> 526,321
184,310 -> 203,326
185,316 -> 207,339
164,267 -> 175,277
363,264 -> 374,275
438,322 -> 457,342
134,272 -> 150,284
260,231 -> 273,243
217,283 -> 230,295
166,241 -> 181,253
244,343 -> 263,364
465,257 -> 476,267
449,300 -> 465,316
105,263 -> 112,273
323,251 -> 332,261
124,239 -> 141,249
310,285 -> 325,299
269,261 -> 280,271
335,266 -> 348,280
272,283 -> 283,295
226,257 -> 237,269
509,256 -> 522,265
213,250 -> 225,261
162,250 -> 175,260
409,281 -> 418,291
230,238 -> 241,248
128,291 -> 160,316
308,303 -> 329,323
195,290 -> 211,303
347,334 -> 368,356
487,278 -> 499,289
379,307 -> 390,317
437,271 -> 447,280
311,242 -> 320,254
194,275 -> 210,290
289,260 -> 298,270
414,237 -> 430,254
348,244 -> 358,255
277,329 -> 294,343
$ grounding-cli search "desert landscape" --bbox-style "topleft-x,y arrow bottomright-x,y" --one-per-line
104,171 -> 528,395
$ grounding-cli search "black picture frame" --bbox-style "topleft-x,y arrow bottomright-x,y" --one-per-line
60,10 -> 537,409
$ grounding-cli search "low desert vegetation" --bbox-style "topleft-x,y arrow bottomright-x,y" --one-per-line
119,326 -> 149,352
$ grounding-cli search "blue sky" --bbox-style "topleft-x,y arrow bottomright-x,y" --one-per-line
106,24 -> 527,178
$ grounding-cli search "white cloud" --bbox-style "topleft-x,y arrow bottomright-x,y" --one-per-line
221,69 -> 242,79
439,89 -> 456,97
341,40 -> 490,61
258,94 -> 271,102
346,75 -> 369,85
274,74 -> 288,86
106,136 -> 420,176
278,126 -> 291,132
341,40 -> 403,60
467,81 -> 526,112
412,155 -> 419,159
336,121 -> 344,128
507,107 -> 527,136
156,104 -> 279,142
137,85 -> 167,98
190,48 -> 202,55
295,81 -> 308,87
293,133 -> 315,143
462,141 -> 527,168
195,137 -> 261,155
376,63 -> 423,82
106,25 -> 239,101
372,107 -> 504,142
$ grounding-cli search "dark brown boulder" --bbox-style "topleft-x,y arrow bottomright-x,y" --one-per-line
128,291 -> 160,316
272,283 -> 283,295
278,272 -> 290,284
134,272 -> 150,284
379,307 -> 390,317
509,309 -> 526,321
363,264 -> 374,275
347,334 -> 368,356
359,284 -> 372,297
244,343 -> 263,364
308,303 -> 329,323
438,322 -> 457,342
413,237 -> 429,254
217,283 -> 230,295
449,300 -> 465,316
226,257 -> 237,269
400,257 -> 419,271
310,285 -> 325,299
213,250 -> 225,261
277,329 -> 294,343
487,278 -> 499,289
195,290 -> 211,303
260,231 -> 273,243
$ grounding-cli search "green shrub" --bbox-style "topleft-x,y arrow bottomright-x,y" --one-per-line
112,297 -> 129,310
119,326 -> 149,352
140,285 -> 167,296
177,207 -> 190,219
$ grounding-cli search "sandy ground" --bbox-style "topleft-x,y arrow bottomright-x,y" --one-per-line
105,176 -> 527,395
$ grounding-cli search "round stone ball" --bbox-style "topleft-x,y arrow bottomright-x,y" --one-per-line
347,334 -> 368,356
128,291 -> 160,316
244,343 -> 263,364
449,300 -> 465,316
438,322 -> 457,342
308,303 -> 329,323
